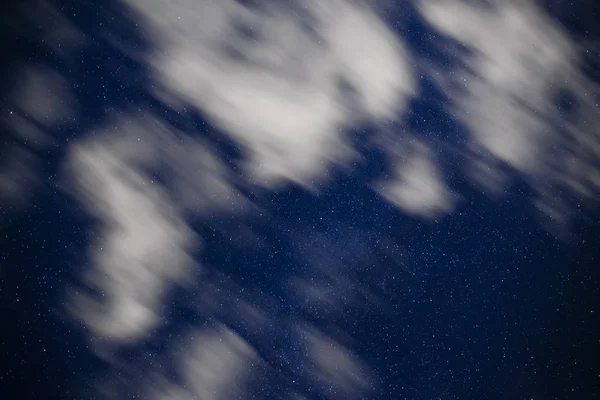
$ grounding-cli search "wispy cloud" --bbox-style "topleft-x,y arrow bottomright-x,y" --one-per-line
1,66 -> 77,208
301,325 -> 374,398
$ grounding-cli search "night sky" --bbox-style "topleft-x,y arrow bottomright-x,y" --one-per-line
1,0 -> 599,399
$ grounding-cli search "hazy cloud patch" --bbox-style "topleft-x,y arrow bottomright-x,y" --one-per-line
301,326 -> 374,399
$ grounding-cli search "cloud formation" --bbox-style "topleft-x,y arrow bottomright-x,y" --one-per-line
150,326 -> 259,400
65,129 -> 196,345
1,66 -> 77,208
418,0 -> 600,225
63,114 -> 246,346
301,326 -> 373,398
376,140 -> 456,218
125,0 -> 416,189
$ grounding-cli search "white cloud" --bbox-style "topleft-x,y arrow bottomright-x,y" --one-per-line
63,114 -> 245,347
150,326 -> 259,400
125,0 -> 415,189
418,0 -> 600,224
66,136 -> 197,345
417,0 -> 570,174
376,141 -> 456,218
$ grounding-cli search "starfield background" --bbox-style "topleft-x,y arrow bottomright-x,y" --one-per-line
1,0 -> 599,399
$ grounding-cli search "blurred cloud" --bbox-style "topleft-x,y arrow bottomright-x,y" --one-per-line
125,0 -> 416,189
1,65 -> 77,208
150,326 -> 259,400
0,144 -> 39,206
13,66 -> 77,132
419,0 -> 572,172
375,140 -> 456,219
301,326 -> 374,399
0,1 -> 85,213
65,130 -> 197,345
418,0 -> 600,225
289,228 -> 391,317
63,114 -> 248,347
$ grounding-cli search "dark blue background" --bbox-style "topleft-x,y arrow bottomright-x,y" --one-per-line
1,0 -> 599,399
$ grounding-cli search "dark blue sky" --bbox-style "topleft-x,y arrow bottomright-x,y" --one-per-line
1,0 -> 599,399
